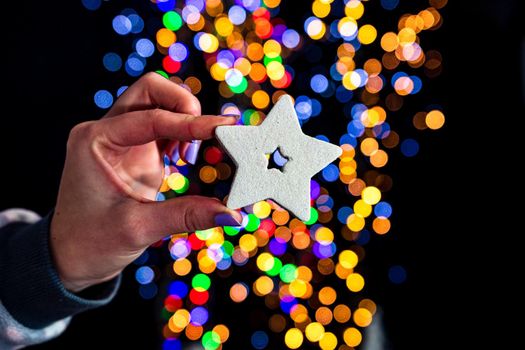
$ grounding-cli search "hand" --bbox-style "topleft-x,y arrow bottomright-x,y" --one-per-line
50,73 -> 242,292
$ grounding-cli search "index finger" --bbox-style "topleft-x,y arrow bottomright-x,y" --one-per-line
104,72 -> 201,118
97,109 -> 238,147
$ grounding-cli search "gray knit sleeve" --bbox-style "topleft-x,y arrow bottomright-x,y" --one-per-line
0,209 -> 120,349
0,209 -> 68,349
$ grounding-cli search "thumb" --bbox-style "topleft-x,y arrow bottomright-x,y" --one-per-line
135,196 -> 243,243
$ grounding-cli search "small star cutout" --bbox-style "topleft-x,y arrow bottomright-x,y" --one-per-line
215,95 -> 342,221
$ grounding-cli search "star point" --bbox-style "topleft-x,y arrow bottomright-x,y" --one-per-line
216,95 -> 342,221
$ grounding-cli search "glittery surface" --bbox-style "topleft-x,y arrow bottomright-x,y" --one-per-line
216,95 -> 342,221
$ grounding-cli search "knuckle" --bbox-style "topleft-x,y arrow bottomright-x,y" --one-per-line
181,203 -> 201,233
146,107 -> 163,120
67,121 -> 96,148
141,72 -> 161,87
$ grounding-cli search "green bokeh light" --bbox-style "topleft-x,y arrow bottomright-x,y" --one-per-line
163,11 -> 183,31
280,263 -> 298,283
192,273 -> 211,291
266,257 -> 282,277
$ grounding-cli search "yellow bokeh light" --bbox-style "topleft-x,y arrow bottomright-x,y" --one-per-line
354,199 -> 372,218
198,255 -> 216,274
306,18 -> 326,40
289,279 -> 307,298
360,137 -> 379,156
305,322 -> 325,342
362,186 -> 381,205
346,213 -> 365,232
312,0 -> 331,18
173,258 -> 192,276
263,39 -> 282,58
344,0 -> 364,19
215,16 -> 234,37
343,327 -> 362,347
339,250 -> 358,269
254,275 -> 274,296
319,331 -> 338,350
425,110 -> 445,129
256,252 -> 275,271
172,309 -> 190,329
353,308 -> 373,327
198,33 -> 219,53
398,27 -> 416,45
346,273 -> 365,292
239,234 -> 258,253
338,17 -> 358,38
167,173 -> 186,191
156,28 -> 176,48
252,90 -> 271,109
342,71 -> 361,90
285,328 -> 304,349
381,32 -> 399,52
266,61 -> 285,80
315,227 -> 334,245
263,0 -> 281,7
358,24 -> 377,45
210,62 -> 228,81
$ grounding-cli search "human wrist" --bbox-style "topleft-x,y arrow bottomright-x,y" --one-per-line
49,214 -> 121,293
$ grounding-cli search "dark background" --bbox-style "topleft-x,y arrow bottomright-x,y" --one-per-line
1,1 -> 522,349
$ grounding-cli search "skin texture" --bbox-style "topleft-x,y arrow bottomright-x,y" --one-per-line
50,73 -> 242,292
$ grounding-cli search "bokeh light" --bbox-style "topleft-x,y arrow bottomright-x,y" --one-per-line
89,0 -> 446,347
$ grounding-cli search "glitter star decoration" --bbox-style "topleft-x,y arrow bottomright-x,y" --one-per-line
216,95 -> 342,221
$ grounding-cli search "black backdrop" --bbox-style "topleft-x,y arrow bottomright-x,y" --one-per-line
1,1 -> 522,349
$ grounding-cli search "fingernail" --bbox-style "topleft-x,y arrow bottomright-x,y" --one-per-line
184,140 -> 201,165
214,212 -> 242,227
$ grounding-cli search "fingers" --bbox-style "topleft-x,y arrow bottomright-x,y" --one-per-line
97,109 -> 238,147
104,72 -> 202,118
134,196 -> 243,243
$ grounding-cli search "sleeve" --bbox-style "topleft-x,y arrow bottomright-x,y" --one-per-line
0,209 -> 121,349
